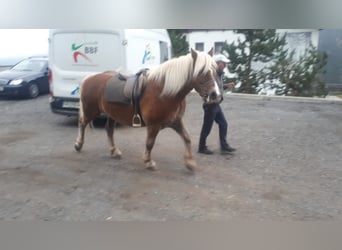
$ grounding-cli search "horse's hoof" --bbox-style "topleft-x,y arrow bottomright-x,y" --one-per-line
185,159 -> 197,171
145,160 -> 157,171
74,142 -> 82,152
111,148 -> 122,159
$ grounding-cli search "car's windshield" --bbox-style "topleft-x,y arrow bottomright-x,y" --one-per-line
11,59 -> 46,72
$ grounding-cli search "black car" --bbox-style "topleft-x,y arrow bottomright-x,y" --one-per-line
0,56 -> 49,98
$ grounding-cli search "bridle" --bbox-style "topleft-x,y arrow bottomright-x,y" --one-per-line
196,77 -> 216,100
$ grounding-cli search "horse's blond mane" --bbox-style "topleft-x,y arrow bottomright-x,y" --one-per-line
147,51 -> 216,97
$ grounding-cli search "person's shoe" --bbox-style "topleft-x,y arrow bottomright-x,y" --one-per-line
221,144 -> 236,154
198,147 -> 214,155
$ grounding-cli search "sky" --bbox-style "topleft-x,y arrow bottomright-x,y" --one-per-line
0,29 -> 49,66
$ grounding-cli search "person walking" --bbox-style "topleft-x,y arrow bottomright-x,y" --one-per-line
198,54 -> 236,155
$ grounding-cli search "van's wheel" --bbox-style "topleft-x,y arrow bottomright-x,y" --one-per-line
28,82 -> 39,98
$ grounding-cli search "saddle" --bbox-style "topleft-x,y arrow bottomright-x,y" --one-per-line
104,69 -> 148,127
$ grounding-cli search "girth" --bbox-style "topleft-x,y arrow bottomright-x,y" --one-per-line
130,68 -> 148,127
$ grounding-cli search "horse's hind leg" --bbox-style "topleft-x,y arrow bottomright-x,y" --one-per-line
143,125 -> 160,171
74,98 -> 99,152
105,116 -> 122,159
74,115 -> 90,152
171,119 -> 197,171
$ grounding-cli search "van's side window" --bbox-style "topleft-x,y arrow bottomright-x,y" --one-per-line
159,41 -> 169,62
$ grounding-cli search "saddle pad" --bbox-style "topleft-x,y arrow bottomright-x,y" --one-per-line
104,75 -> 136,104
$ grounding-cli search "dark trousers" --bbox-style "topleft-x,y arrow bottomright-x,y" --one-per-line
199,103 -> 228,149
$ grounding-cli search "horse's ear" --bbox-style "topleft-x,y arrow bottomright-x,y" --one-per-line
208,47 -> 214,57
191,48 -> 197,60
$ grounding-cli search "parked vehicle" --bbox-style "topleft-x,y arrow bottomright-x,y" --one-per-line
0,56 -> 49,98
48,29 -> 172,116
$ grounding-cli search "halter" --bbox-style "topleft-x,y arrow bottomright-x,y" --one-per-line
200,79 -> 215,85
197,77 -> 216,98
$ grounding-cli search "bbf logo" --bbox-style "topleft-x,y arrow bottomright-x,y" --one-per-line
71,42 -> 98,63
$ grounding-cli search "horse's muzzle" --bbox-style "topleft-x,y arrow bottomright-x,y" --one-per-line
204,90 -> 222,104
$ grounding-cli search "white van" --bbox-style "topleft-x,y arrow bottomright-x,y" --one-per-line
48,29 -> 171,115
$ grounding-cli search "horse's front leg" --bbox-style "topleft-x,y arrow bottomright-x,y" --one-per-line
143,125 -> 160,171
105,116 -> 122,159
171,119 -> 197,171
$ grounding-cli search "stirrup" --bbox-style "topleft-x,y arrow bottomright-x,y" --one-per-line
132,114 -> 142,127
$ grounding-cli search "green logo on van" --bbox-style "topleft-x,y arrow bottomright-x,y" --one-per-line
142,43 -> 155,64
72,43 -> 84,51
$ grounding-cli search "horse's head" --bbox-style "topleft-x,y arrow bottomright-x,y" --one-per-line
191,48 -> 222,104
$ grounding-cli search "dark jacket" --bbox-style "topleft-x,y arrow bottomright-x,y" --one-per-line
216,70 -> 225,95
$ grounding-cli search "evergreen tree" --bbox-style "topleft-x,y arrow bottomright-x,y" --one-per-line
223,29 -> 328,97
268,43 -> 328,97
223,29 -> 287,94
167,29 -> 189,57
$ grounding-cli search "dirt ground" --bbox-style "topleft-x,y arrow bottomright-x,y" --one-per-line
0,93 -> 341,221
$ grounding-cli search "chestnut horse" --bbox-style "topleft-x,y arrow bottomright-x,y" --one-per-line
74,48 -> 222,171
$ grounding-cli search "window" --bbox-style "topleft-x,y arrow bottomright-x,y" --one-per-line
285,32 -> 311,60
214,42 -> 225,54
159,41 -> 169,62
195,42 -> 204,51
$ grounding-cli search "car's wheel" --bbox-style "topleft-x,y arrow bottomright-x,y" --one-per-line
28,82 -> 39,98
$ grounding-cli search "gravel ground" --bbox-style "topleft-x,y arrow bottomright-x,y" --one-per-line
0,93 -> 341,221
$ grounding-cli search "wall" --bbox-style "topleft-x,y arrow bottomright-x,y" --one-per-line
186,29 -> 319,58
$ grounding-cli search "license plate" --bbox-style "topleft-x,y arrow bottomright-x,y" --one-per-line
62,101 -> 79,109
0,86 -> 4,91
